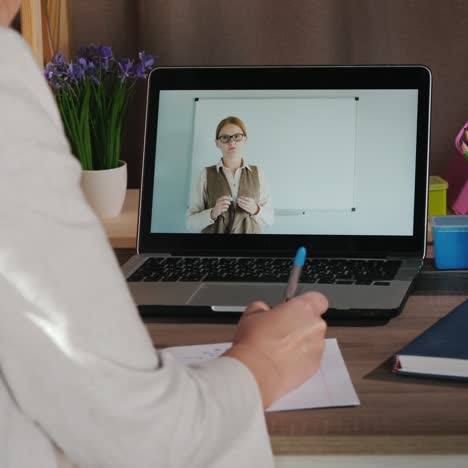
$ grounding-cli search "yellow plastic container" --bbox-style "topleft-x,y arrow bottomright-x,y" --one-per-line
428,176 -> 448,217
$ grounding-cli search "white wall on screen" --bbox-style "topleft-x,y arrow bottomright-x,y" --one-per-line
190,97 -> 358,221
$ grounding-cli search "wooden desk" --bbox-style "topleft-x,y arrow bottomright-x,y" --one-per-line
143,295 -> 468,455
102,189 -> 139,248
110,190 -> 468,455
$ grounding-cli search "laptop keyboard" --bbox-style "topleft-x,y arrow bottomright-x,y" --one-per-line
127,257 -> 402,285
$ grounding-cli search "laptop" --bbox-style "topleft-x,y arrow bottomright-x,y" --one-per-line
122,65 -> 432,324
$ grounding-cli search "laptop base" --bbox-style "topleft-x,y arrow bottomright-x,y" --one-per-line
138,305 -> 393,326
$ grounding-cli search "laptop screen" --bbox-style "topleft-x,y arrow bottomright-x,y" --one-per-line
139,67 -> 431,256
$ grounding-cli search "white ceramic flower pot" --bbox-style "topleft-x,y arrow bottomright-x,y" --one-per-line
81,161 -> 127,219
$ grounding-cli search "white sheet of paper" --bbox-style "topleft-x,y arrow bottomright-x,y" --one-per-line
162,338 -> 360,412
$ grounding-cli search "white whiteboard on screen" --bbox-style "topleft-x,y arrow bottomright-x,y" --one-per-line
189,97 -> 358,213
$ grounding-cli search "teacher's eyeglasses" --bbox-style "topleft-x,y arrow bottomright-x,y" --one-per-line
217,133 -> 245,144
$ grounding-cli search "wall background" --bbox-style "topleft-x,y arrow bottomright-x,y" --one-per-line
69,0 -> 468,188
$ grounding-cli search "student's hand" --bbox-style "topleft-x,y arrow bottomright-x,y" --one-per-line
223,292 -> 328,408
237,196 -> 259,215
210,195 -> 232,220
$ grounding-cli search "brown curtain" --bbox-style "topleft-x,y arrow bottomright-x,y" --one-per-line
70,0 -> 468,188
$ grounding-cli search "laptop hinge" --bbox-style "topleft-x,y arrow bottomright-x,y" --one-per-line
154,249 -> 419,259
168,249 -> 291,258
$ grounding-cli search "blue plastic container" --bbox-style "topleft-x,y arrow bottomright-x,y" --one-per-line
431,215 -> 468,270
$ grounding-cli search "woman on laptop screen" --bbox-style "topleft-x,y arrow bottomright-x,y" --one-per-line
187,116 -> 274,233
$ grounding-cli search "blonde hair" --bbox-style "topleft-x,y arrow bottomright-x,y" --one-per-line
215,116 -> 248,139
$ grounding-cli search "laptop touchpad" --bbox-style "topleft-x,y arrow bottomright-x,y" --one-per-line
187,283 -> 286,308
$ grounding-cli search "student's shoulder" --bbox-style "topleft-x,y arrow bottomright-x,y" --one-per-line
0,27 -> 36,67
0,27 -> 49,102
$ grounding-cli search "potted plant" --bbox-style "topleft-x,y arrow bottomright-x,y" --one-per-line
44,45 -> 154,218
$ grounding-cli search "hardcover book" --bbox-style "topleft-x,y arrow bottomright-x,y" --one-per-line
393,300 -> 468,381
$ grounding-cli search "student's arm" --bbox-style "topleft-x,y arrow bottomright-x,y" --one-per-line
185,169 -> 217,232
0,27 -> 274,468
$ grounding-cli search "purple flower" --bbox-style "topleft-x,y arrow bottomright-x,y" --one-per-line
139,51 -> 154,70
53,52 -> 67,65
132,52 -> 155,79
44,53 -> 70,87
77,57 -> 99,81
97,46 -> 113,71
133,62 -> 146,79
67,62 -> 85,83
77,57 -> 89,69
100,46 -> 113,60
118,58 -> 134,82
44,62 -> 56,81
47,77 -> 63,90
45,44 -> 155,92
79,45 -> 100,61
78,45 -> 113,71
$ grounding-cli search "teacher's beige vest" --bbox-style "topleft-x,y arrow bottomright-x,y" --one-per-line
202,165 -> 261,234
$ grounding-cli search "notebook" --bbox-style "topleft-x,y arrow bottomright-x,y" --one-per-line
121,66 -> 432,324
393,299 -> 468,381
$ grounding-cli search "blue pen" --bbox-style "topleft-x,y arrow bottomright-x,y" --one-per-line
283,247 -> 307,302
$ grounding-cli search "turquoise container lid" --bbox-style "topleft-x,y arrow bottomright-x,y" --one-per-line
431,215 -> 468,230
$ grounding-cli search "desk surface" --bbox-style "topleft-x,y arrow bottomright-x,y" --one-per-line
109,191 -> 466,455
102,189 -> 139,248
142,294 -> 468,455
